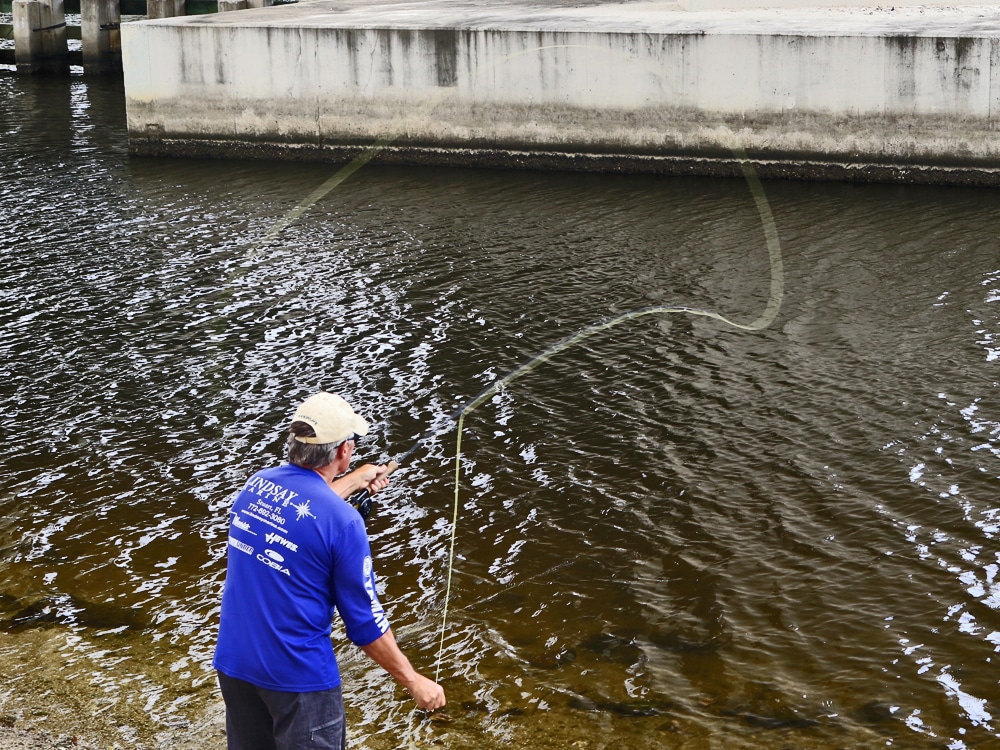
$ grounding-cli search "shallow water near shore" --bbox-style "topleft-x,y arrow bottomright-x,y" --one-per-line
2,72 -> 1000,749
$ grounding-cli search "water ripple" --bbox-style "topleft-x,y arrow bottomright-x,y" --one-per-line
3,75 -> 1000,748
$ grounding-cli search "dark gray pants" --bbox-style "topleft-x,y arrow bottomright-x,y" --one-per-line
217,672 -> 347,750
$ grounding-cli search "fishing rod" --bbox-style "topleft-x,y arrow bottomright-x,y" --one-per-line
347,374 -> 503,520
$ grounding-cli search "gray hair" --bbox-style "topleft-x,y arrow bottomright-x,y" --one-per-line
286,421 -> 341,469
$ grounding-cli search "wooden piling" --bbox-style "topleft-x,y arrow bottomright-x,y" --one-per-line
12,0 -> 68,73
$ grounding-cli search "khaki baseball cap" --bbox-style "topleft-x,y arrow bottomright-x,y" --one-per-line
291,392 -> 370,445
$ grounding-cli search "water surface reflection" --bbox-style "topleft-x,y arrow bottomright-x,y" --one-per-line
1,74 -> 999,749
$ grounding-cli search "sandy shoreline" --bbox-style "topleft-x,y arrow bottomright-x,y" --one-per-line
0,727 -> 101,750
0,717 -> 227,750
0,622 -> 229,750
0,715 -> 228,750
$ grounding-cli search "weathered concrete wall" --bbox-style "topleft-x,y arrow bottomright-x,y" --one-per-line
122,1 -> 1000,184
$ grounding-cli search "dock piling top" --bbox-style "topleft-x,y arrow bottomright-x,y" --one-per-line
146,0 -> 186,19
81,0 -> 122,71
12,0 -> 68,72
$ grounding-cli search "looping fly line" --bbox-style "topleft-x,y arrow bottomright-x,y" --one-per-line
432,152 -> 784,681
237,50 -> 785,704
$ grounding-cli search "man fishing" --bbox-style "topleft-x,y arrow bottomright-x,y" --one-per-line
213,391 -> 446,750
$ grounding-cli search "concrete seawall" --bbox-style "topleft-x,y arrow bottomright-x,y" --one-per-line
122,1 -> 1000,185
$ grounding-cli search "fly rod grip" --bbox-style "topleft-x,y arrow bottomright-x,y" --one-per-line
380,459 -> 400,480
350,459 -> 399,521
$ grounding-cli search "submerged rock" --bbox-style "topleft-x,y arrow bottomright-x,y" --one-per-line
1,593 -> 149,633
647,628 -> 727,653
526,646 -> 577,670
578,631 -> 643,666
737,711 -> 820,729
848,700 -> 902,736
567,691 -> 672,717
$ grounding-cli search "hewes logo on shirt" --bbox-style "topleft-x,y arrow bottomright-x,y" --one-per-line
265,532 -> 298,552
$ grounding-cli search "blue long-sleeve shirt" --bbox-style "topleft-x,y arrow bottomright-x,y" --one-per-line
213,464 -> 390,691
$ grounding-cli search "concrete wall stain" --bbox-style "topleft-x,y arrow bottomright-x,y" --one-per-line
122,12 -> 1000,185
887,35 -> 917,104
433,28 -> 458,87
